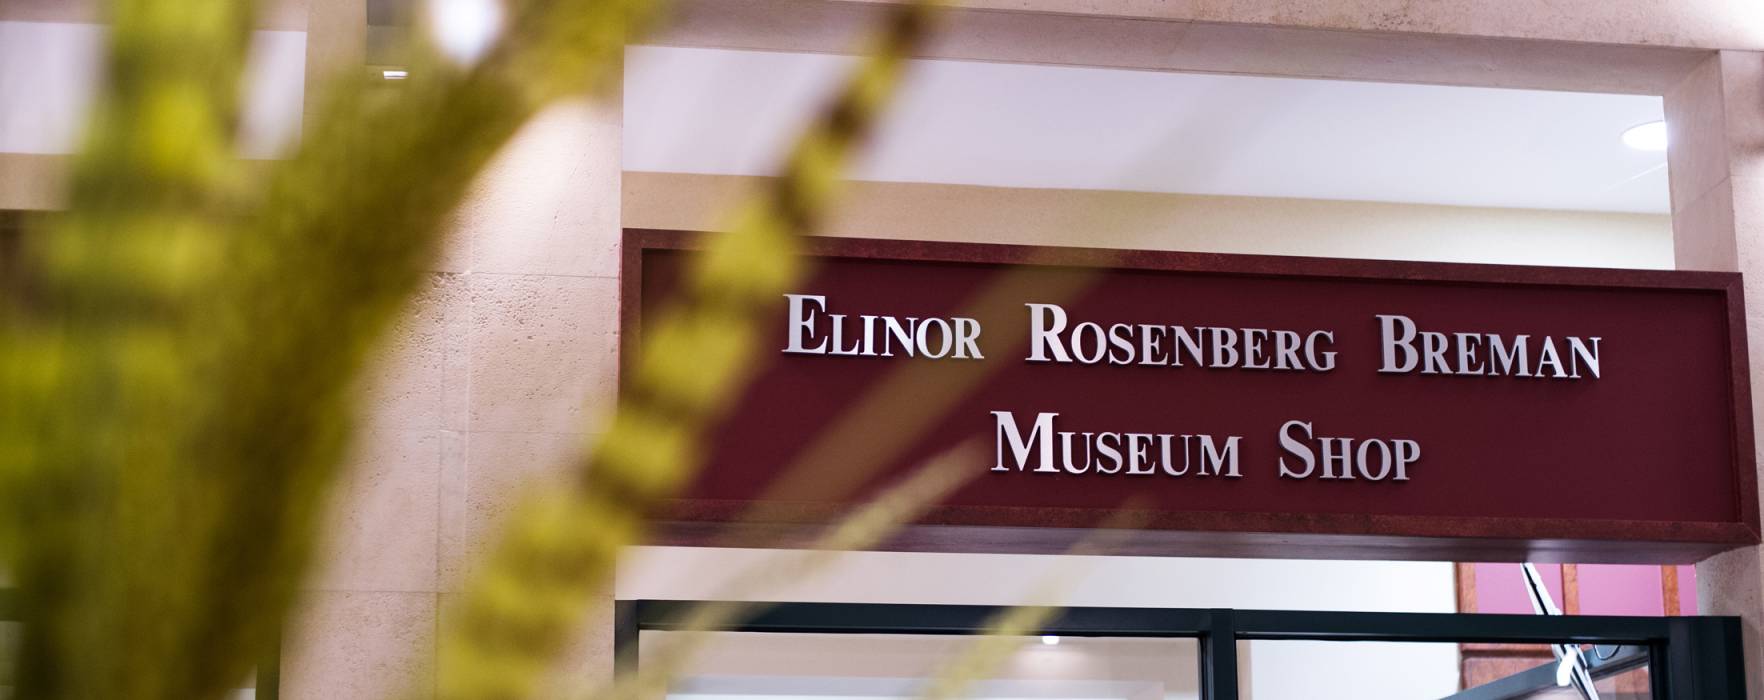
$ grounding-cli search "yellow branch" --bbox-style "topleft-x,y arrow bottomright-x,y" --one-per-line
435,4 -> 940,698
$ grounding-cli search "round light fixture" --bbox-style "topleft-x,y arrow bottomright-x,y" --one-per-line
430,0 -> 504,65
1622,121 -> 1668,152
1040,635 -> 1061,646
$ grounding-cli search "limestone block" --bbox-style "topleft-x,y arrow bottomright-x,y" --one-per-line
466,273 -> 619,434
443,429 -> 590,588
1666,54 -> 1732,213
357,273 -> 468,433
455,99 -> 624,279
281,591 -> 437,700
310,429 -> 442,593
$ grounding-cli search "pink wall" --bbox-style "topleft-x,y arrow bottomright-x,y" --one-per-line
1470,564 -> 1695,616
1475,563 -> 1562,615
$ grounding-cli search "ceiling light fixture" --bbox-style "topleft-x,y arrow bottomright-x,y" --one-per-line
382,69 -> 409,80
430,0 -> 504,65
1040,635 -> 1060,646
1621,120 -> 1667,152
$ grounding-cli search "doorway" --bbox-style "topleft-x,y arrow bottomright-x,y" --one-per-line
615,600 -> 1743,700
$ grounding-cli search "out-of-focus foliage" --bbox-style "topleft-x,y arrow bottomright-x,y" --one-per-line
605,447 -> 975,700
0,2 -> 265,697
435,6 -> 937,697
0,0 -> 939,699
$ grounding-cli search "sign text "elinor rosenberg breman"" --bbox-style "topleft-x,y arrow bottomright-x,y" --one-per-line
782,294 -> 1604,485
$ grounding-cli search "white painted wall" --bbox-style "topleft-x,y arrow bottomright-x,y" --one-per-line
624,174 -> 1675,270
624,46 -> 1672,214
650,631 -> 1200,700
0,21 -> 306,158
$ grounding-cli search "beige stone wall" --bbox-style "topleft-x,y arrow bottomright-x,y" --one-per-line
281,98 -> 623,699
1667,49 -> 1764,696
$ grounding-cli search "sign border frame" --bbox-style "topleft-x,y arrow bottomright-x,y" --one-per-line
619,228 -> 1760,563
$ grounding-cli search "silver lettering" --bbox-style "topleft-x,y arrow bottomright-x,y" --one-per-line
784,294 -> 830,354
991,411 -> 1058,473
1278,420 -> 1315,479
1568,336 -> 1601,379
1197,435 -> 1241,478
1377,314 -> 1418,373
1026,304 -> 1070,362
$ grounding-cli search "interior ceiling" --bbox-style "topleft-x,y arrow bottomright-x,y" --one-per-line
623,46 -> 1671,215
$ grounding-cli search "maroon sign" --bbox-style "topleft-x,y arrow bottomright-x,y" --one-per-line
622,229 -> 1759,563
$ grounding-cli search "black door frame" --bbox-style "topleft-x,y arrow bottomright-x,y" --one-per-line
615,599 -> 1745,700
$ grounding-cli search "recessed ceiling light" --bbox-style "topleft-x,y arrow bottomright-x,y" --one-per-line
382,69 -> 409,80
1622,121 -> 1667,152
1040,635 -> 1060,646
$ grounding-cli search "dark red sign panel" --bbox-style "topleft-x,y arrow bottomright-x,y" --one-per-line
622,229 -> 1759,563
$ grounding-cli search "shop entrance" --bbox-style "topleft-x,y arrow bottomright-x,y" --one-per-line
616,600 -> 1743,700
618,12 -> 1759,700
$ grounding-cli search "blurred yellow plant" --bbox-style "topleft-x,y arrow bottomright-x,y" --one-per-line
0,1 -> 937,699
600,445 -> 976,700
435,6 -> 938,697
